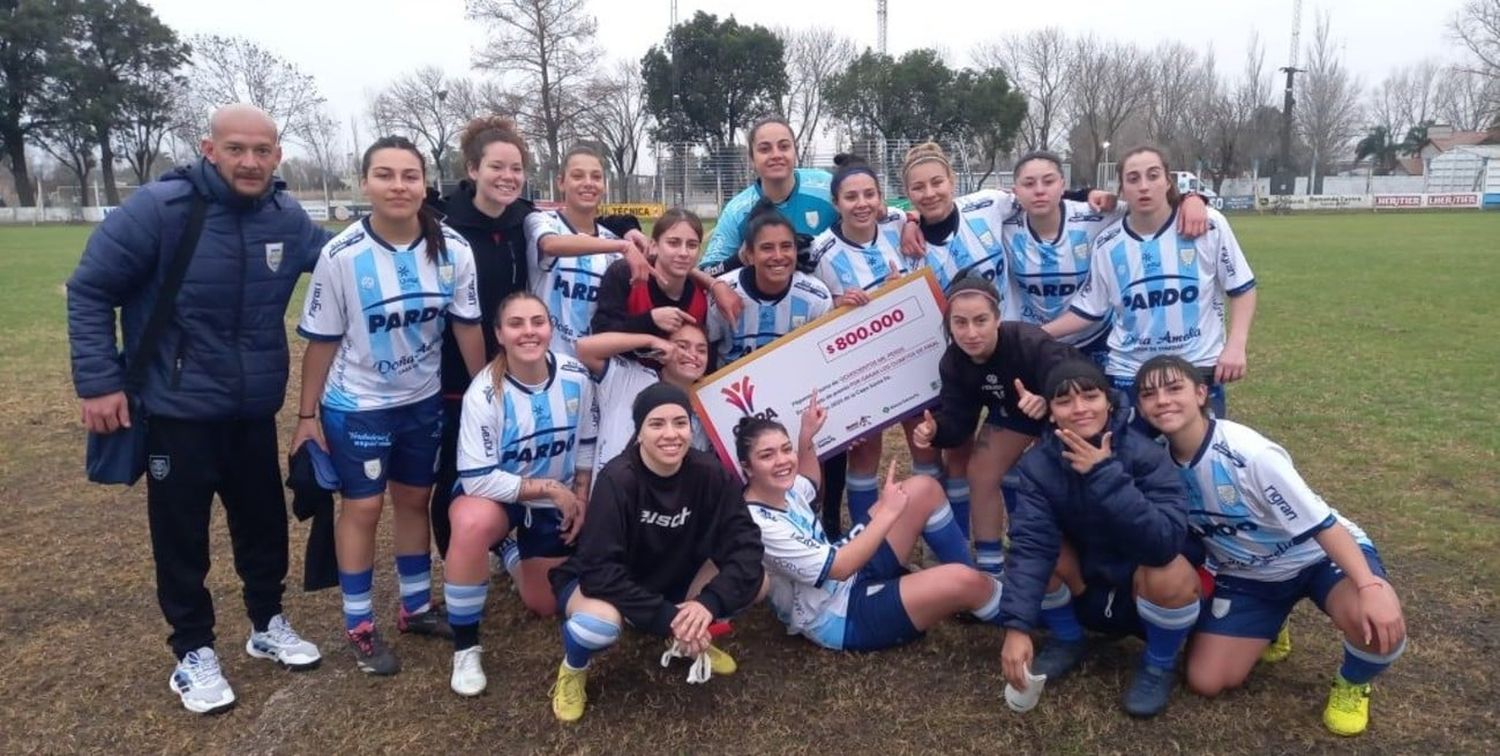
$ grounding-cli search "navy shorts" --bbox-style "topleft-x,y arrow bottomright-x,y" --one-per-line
983,405 -> 1045,438
1198,545 -> 1388,641
501,502 -> 573,561
841,539 -> 923,651
1079,333 -> 1111,372
321,394 -> 442,499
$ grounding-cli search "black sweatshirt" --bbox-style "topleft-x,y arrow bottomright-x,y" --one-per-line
430,182 -> 534,398
549,446 -> 765,635
931,322 -> 1086,447
590,258 -> 709,339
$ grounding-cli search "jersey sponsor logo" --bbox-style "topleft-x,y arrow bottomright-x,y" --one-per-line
1121,286 -> 1198,311
793,279 -> 830,299
553,277 -> 601,301
960,197 -> 995,212
1189,513 -> 1260,540
396,264 -> 420,289
1212,440 -> 1246,467
308,282 -> 326,316
1096,227 -> 1122,246
639,508 -> 692,528
1024,282 -> 1078,298
501,436 -> 576,464
1262,485 -> 1298,521
368,306 -> 443,334
327,231 -> 365,257
266,242 -> 284,272
361,276 -> 376,290
148,455 -> 170,481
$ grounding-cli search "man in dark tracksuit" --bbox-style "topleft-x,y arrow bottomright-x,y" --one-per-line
67,105 -> 333,714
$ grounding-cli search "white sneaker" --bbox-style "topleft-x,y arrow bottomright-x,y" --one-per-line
451,645 -> 487,697
169,647 -> 236,714
246,614 -> 322,670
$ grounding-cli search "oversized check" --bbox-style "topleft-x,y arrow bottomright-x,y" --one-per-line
691,269 -> 949,474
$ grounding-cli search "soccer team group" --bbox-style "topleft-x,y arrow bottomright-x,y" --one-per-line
68,105 -> 1407,736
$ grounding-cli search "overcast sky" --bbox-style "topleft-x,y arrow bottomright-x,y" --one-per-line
143,0 -> 1465,139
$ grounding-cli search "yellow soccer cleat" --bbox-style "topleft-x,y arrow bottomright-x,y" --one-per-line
1322,675 -> 1371,737
1260,622 -> 1293,663
705,644 -> 737,676
551,662 -> 588,723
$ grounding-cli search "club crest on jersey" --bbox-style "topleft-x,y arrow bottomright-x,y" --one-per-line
265,242 -> 284,272
1216,485 -> 1239,503
566,397 -> 579,415
148,455 -> 170,481
1073,243 -> 1090,260
363,459 -> 382,480
438,263 -> 454,285
979,231 -> 995,248
804,210 -> 820,228
791,316 -> 806,328
1179,245 -> 1195,266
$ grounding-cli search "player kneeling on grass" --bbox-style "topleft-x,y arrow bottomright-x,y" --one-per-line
546,383 -> 765,723
742,395 -> 1005,651
1000,359 -> 1200,718
442,291 -> 596,696
1134,356 -> 1406,736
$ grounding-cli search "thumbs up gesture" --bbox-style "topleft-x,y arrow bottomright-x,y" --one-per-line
1014,378 -> 1047,420
913,409 -> 937,449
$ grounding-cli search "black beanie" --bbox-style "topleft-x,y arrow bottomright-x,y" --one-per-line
1042,359 -> 1110,399
633,381 -> 693,433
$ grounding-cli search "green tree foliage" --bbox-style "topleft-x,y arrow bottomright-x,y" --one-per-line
641,12 -> 788,148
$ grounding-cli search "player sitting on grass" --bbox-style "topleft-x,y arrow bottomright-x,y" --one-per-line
1135,355 -> 1407,736
741,394 -> 1004,652
999,359 -> 1201,718
546,382 -> 765,722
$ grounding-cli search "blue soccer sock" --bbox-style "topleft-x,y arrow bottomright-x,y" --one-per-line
971,575 -> 1004,626
1040,585 -> 1084,643
975,539 -> 1005,578
1339,638 -> 1406,685
922,501 -> 974,566
562,611 -> 621,670
338,568 -> 375,631
1136,597 -> 1200,669
497,536 -> 521,584
444,582 -> 488,651
913,462 -> 942,481
846,473 -> 879,525
395,553 -> 432,615
943,477 -> 971,539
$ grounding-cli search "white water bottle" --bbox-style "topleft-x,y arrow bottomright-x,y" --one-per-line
1004,666 -> 1048,713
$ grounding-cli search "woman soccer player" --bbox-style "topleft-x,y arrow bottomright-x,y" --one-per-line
911,277 -> 1084,578
999,359 -> 1201,718
1045,145 -> 1257,417
697,116 -> 836,276
1002,151 -> 1207,368
1135,355 -> 1406,736
708,208 -> 834,366
742,395 -> 1005,652
526,145 -> 653,357
294,136 -> 486,676
546,383 -> 765,723
440,291 -> 596,696
575,323 -> 711,481
808,154 -> 941,526
591,207 -> 740,342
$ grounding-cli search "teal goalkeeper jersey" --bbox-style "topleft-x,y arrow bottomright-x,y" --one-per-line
699,169 -> 836,274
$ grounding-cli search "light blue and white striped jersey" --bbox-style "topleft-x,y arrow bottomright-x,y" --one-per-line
455,352 -> 597,508
808,210 -> 912,296
750,476 -> 854,650
707,267 -> 833,365
525,210 -> 622,357
1178,419 -> 1369,581
920,189 -> 1018,294
1001,199 -> 1123,347
298,218 -> 480,412
589,356 -> 710,486
700,168 -> 836,271
1070,207 -> 1256,377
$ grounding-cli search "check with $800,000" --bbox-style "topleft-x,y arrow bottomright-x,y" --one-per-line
691,269 -> 950,476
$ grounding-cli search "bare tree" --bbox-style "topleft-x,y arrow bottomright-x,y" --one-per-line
1452,0 -> 1500,80
1205,35 -> 1273,190
1369,60 -> 1441,136
974,27 -> 1074,152
468,0 -> 599,185
183,34 -> 326,144
1435,65 -> 1499,130
117,69 -> 186,185
776,26 -> 855,159
1144,41 -> 1216,167
1296,13 -> 1364,184
587,61 -> 651,201
1068,36 -> 1148,177
369,67 -> 469,185
36,117 -> 97,207
303,108 -> 342,207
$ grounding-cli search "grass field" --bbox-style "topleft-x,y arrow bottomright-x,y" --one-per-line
1,213 -> 1497,753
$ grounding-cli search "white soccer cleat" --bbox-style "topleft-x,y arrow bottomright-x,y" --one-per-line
451,646 -> 487,696
168,647 -> 236,714
245,614 -> 322,670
